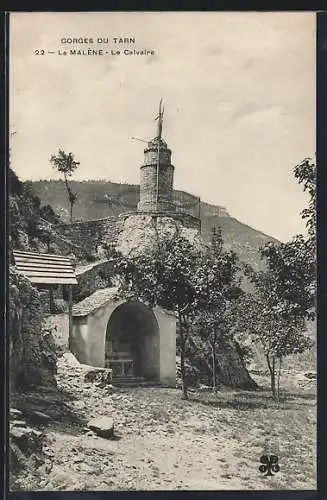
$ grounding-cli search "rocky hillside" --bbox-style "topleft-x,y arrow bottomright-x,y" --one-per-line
9,170 -> 99,261
9,169 -> 70,257
31,179 -> 278,271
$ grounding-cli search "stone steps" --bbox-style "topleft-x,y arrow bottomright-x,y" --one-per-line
111,376 -> 161,388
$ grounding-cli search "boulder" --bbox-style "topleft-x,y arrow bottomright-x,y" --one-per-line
88,416 -> 114,439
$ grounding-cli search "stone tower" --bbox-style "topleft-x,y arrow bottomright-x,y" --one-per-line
137,136 -> 175,213
116,100 -> 203,257
137,100 -> 175,214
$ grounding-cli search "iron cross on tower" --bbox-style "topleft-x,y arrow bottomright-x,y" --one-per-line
155,98 -> 164,139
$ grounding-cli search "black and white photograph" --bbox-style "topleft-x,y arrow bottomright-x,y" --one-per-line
8,11 -> 316,491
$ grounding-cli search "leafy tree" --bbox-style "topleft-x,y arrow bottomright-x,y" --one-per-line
294,156 -> 316,254
192,227 -> 243,391
241,243 -> 314,401
239,157 -> 316,400
114,236 -> 201,399
50,149 -> 80,223
236,287 -> 312,400
256,157 -> 316,325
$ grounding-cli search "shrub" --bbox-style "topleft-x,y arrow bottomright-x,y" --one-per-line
51,299 -> 68,314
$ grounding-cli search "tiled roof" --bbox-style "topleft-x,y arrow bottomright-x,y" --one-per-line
13,250 -> 77,285
72,287 -> 119,317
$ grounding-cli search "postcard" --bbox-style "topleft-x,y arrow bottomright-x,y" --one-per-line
8,11 -> 316,492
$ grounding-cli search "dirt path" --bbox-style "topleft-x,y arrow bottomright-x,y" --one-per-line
12,357 -> 316,491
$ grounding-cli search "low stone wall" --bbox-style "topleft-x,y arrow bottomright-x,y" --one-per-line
57,208 -> 201,261
74,260 -> 114,303
120,211 -> 200,231
176,212 -> 201,231
58,217 -> 118,258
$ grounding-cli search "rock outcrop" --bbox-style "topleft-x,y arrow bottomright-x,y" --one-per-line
9,407 -> 50,490
9,267 -> 58,391
182,332 -> 257,391
116,213 -> 207,258
58,352 -> 113,390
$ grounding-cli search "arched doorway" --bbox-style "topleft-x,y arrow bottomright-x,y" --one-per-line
105,301 -> 160,382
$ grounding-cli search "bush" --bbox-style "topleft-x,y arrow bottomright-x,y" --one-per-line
51,299 -> 68,314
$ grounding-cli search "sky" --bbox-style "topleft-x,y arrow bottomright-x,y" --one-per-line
10,12 -> 315,242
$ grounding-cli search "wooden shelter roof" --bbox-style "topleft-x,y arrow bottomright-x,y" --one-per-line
13,250 -> 78,285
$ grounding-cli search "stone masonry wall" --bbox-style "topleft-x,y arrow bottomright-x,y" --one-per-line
74,260 -> 114,303
58,217 -> 118,258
